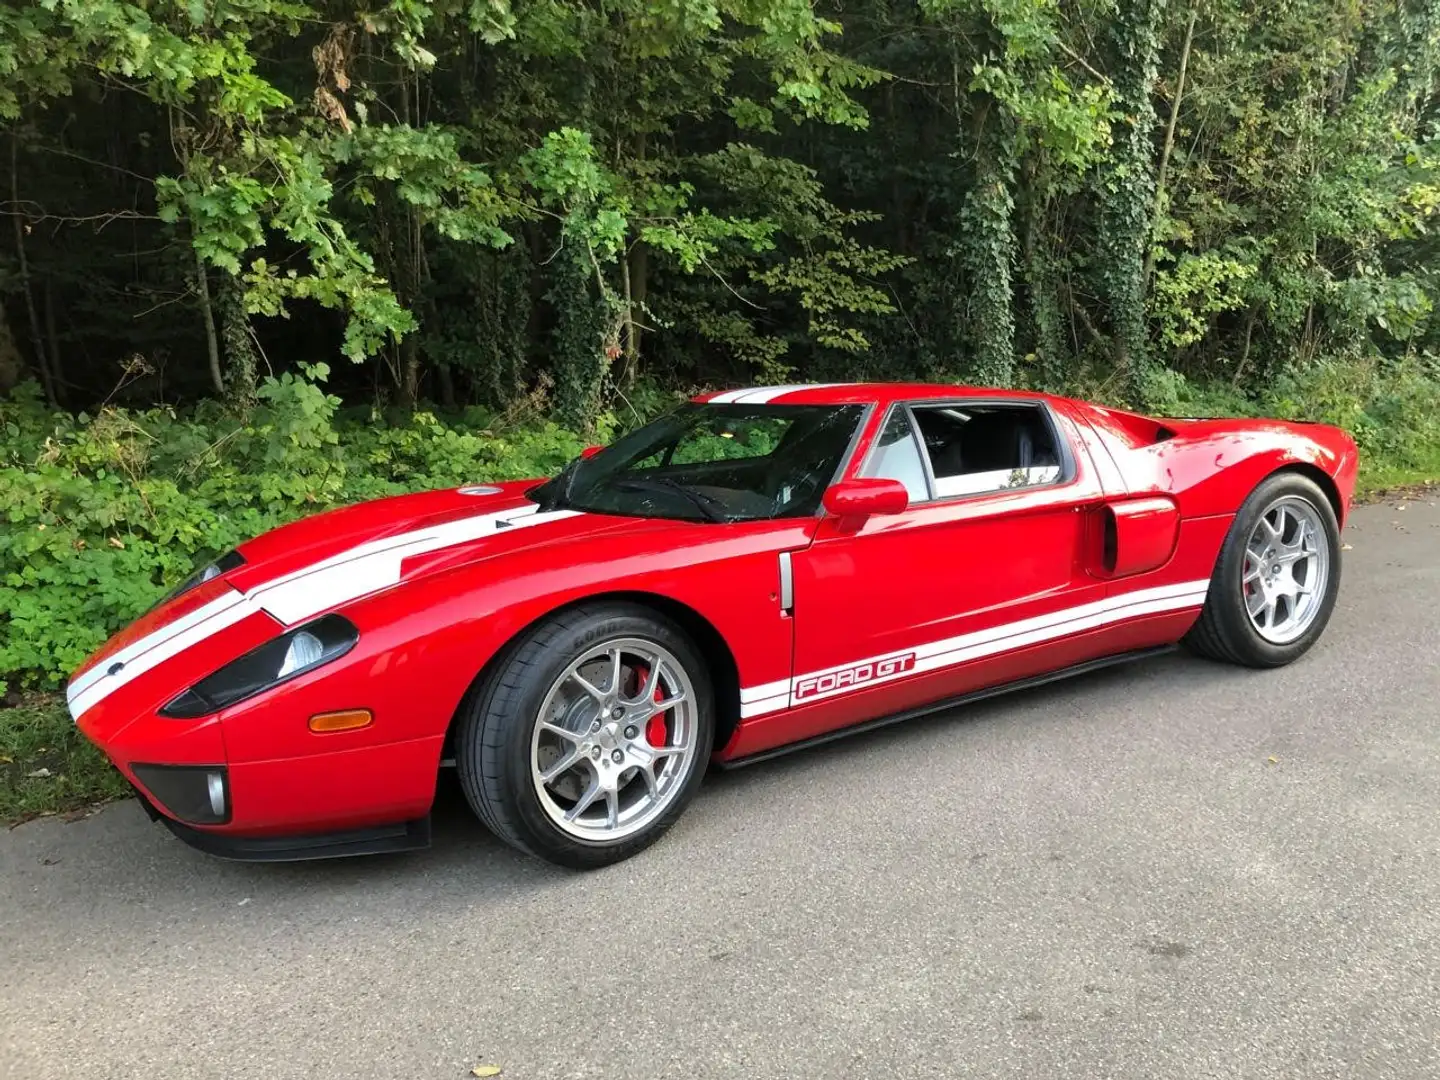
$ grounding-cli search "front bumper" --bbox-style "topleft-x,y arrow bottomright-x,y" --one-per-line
128,783 -> 432,860
69,596 -> 445,856
78,694 -> 445,857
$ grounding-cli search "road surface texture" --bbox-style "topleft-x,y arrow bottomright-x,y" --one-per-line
3,497 -> 1438,1080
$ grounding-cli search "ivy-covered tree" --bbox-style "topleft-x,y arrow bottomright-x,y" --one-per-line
0,0 -> 1436,422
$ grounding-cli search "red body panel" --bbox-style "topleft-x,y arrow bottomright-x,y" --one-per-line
1097,496 -> 1181,579
727,609 -> 1198,758
65,382 -> 1359,848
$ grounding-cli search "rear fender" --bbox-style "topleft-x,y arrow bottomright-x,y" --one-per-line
1078,410 -> 1359,523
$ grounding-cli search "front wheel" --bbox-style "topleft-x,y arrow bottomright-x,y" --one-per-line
456,603 -> 714,869
1185,471 -> 1342,668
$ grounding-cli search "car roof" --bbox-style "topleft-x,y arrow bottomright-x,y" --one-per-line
691,382 -> 1059,407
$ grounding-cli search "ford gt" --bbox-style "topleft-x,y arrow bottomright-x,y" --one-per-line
67,383 -> 1359,868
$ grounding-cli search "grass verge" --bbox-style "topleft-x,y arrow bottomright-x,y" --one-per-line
1356,464 -> 1440,501
0,697 -> 130,825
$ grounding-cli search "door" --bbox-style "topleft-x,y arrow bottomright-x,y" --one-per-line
779,399 -> 1114,743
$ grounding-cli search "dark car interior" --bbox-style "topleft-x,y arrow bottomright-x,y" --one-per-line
912,404 -> 1062,480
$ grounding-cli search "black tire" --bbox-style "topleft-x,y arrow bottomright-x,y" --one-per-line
1184,471 -> 1342,668
455,602 -> 714,869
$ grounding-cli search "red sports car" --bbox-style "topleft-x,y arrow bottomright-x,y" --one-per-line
68,383 -> 1358,868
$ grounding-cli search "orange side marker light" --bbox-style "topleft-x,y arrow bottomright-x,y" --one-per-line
308,709 -> 373,734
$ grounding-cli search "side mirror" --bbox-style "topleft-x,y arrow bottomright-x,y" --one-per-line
579,445 -> 604,459
822,478 -> 909,518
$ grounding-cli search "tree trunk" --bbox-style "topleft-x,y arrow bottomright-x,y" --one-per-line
1144,7 -> 1198,288
43,276 -> 64,405
957,98 -> 1018,385
435,361 -> 456,409
1095,0 -> 1166,400
622,239 -> 647,386
218,275 -> 258,411
1022,173 -> 1066,389
10,133 -> 56,405
0,297 -> 22,395
400,333 -> 420,409
193,246 -> 224,395
620,131 -> 647,388
1231,304 -> 1261,388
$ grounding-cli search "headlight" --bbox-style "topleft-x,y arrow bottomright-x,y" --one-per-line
159,614 -> 359,718
153,550 -> 246,610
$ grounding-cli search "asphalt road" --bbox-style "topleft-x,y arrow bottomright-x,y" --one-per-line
3,497 -> 1439,1080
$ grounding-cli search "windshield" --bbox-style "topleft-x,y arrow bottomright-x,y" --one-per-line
530,403 -> 865,523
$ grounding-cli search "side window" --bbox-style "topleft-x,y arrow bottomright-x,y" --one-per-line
860,408 -> 931,502
911,404 -> 1063,498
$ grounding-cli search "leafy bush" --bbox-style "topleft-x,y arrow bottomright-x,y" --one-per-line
3,356 -> 1438,696
1138,352 -> 1440,477
0,375 -> 604,694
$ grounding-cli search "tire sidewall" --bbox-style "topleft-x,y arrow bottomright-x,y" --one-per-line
1210,472 -> 1343,666
486,606 -> 714,867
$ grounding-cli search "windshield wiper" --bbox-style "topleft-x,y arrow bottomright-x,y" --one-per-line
612,477 -> 730,523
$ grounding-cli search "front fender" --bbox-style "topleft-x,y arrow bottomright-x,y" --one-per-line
216,517 -> 815,784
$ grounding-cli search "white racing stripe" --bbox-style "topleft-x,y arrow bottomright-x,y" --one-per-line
739,678 -> 789,703
251,505 -> 571,627
68,601 -> 257,719
68,505 -> 581,721
709,384 -> 850,405
737,579 -> 1210,718
738,678 -> 791,720
66,590 -> 249,706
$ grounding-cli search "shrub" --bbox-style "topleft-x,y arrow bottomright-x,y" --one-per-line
3,357 -> 1438,695
0,376 -> 602,693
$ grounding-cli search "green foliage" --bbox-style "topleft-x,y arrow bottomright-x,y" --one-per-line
1152,252 -> 1257,350
1093,0 -> 1166,400
0,376 -> 598,692
0,0 -> 1437,472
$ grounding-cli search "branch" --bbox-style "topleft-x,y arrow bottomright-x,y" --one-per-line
1058,41 -> 1108,84
700,253 -> 764,310
0,203 -> 163,228
31,144 -> 152,182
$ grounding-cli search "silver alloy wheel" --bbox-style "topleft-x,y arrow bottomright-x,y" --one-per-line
530,637 -> 699,842
1241,495 -> 1331,645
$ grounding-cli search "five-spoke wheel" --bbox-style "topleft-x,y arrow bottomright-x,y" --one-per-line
1187,471 -> 1342,667
456,603 -> 713,868
530,638 -> 698,841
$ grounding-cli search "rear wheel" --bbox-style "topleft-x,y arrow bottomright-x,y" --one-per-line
1185,472 -> 1342,667
456,603 -> 714,868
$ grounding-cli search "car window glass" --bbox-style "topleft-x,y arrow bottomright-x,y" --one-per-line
860,408 -> 930,502
911,404 -> 1062,498
632,415 -> 789,468
533,404 -> 865,523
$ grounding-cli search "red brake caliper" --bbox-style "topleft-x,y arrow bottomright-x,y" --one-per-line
634,663 -> 669,747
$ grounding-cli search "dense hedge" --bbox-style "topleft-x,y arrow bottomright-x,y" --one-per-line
0,371 -> 618,694
3,358 -> 1438,695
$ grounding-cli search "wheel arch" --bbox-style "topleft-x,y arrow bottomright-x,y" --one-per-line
440,589 -> 744,762
1268,461 -> 1345,526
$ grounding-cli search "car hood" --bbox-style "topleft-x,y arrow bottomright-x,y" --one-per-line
224,480 -> 634,598
67,481 -> 673,694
